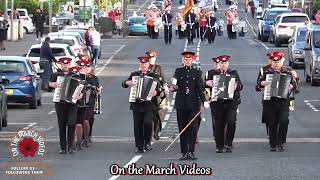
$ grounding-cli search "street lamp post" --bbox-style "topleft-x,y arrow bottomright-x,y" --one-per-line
49,0 -> 52,32
10,0 -> 14,41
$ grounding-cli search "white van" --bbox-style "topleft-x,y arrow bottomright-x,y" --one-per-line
7,8 -> 35,34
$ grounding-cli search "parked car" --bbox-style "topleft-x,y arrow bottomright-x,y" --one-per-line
48,32 -> 84,44
45,35 -> 86,56
128,16 -> 147,35
152,0 -> 165,12
59,28 -> 87,41
0,56 -> 42,109
288,26 -> 307,69
7,8 -> 36,34
270,13 -> 310,47
304,25 -> 320,86
25,43 -> 78,73
0,84 -> 8,131
257,7 -> 291,42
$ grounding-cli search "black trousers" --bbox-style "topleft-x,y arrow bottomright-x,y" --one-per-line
55,103 -> 77,150
132,111 -> 153,150
213,102 -> 238,149
200,27 -> 206,40
35,25 -> 43,38
153,110 -> 162,134
227,25 -> 232,39
210,105 -> 215,137
195,22 -> 200,38
164,25 -> 172,44
176,109 -> 199,154
186,25 -> 195,44
89,116 -> 94,137
177,25 -> 185,38
207,27 -> 216,44
263,100 -> 289,148
147,25 -> 151,38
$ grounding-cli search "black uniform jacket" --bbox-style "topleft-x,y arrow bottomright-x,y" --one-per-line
86,75 -> 100,107
162,13 -> 173,25
205,68 -> 243,105
122,70 -> 162,112
173,66 -> 206,110
206,16 -> 217,29
257,66 -> 297,103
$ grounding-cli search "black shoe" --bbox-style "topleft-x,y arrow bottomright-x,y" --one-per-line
188,152 -> 198,160
68,146 -> 75,154
216,149 -> 223,153
154,132 -> 160,140
135,148 -> 144,154
83,139 -> 90,148
179,153 -> 188,160
144,144 -> 152,152
270,147 -> 277,152
88,137 -> 92,143
278,144 -> 285,152
76,142 -> 83,151
59,149 -> 67,154
225,145 -> 233,153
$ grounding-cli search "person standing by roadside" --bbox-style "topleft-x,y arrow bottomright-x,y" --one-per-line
0,13 -> 9,50
89,27 -> 101,68
40,37 -> 56,90
315,10 -> 320,24
85,28 -> 92,55
33,8 -> 45,41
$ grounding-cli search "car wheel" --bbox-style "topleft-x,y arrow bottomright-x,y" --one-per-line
311,76 -> 317,86
261,35 -> 268,42
37,97 -> 42,106
274,38 -> 281,47
29,96 -> 37,109
23,27 -> 28,34
306,74 -> 311,82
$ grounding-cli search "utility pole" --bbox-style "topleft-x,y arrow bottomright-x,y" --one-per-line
40,0 -> 44,10
4,0 -> 8,20
84,0 -> 86,25
49,0 -> 52,32
10,0 -> 14,41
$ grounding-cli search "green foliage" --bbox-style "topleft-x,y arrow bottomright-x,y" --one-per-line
314,0 -> 320,11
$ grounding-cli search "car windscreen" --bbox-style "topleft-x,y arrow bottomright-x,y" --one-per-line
265,11 -> 290,21
28,48 -> 40,57
296,29 -> 307,42
281,16 -> 309,23
50,39 -> 75,46
61,30 -> 86,39
52,48 -> 66,56
7,10 -> 26,16
0,61 -> 27,74
314,31 -> 320,48
129,17 -> 145,24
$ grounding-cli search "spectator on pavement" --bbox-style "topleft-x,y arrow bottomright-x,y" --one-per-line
40,37 -> 56,90
0,13 -> 9,50
89,27 -> 101,68
256,5 -> 263,17
33,8 -> 45,41
85,28 -> 92,55
11,8 -> 20,19
316,10 -> 320,24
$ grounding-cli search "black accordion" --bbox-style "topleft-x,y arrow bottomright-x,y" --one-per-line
263,73 -> 292,100
211,74 -> 237,101
129,76 -> 158,102
53,76 -> 84,104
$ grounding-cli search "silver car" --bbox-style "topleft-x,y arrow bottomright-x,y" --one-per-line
288,26 -> 307,69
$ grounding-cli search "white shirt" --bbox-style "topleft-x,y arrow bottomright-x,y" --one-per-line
89,31 -> 101,46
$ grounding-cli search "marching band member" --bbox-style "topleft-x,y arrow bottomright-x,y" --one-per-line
225,5 -> 238,39
185,10 -> 196,45
206,11 -> 217,44
204,57 -> 221,138
162,10 -> 173,45
257,53 -> 297,152
74,60 -> 91,150
199,10 -> 207,41
176,6 -> 185,39
48,58 -> 80,154
122,56 -> 163,153
146,51 -> 166,141
169,51 -> 206,160
217,17 -> 225,36
208,55 -> 243,153
238,18 -> 247,37
145,6 -> 152,38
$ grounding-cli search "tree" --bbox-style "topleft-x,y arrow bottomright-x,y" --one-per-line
314,0 -> 320,11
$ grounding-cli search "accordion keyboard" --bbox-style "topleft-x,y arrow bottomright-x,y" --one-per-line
129,76 -> 139,103
53,76 -> 65,103
211,75 -> 220,101
263,74 -> 273,100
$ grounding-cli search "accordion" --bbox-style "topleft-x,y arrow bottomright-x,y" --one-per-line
129,76 -> 158,103
263,73 -> 292,100
77,73 -> 87,107
53,76 -> 84,104
211,74 -> 237,101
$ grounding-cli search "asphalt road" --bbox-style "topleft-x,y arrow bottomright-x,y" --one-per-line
0,0 -> 320,179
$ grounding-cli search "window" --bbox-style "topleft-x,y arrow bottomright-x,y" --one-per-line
67,46 -> 75,57
28,48 -> 40,57
52,48 -> 66,56
0,61 -> 27,75
296,30 -> 307,42
313,31 -> 320,48
265,11 -> 290,21
129,17 -> 146,24
281,16 -> 309,23
50,39 -> 75,46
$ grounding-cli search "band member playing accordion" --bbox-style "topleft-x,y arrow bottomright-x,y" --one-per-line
205,55 -> 243,153
48,57 -> 83,154
204,57 -> 221,138
146,51 -> 166,141
256,52 -> 297,152
169,51 -> 206,160
122,56 -> 164,153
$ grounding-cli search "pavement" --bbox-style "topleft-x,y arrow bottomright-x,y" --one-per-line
1,0 -> 320,179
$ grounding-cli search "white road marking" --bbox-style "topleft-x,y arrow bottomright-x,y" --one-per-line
108,155 -> 142,180
164,114 -> 170,121
22,122 -> 37,130
304,100 -> 320,112
244,16 -> 257,38
137,0 -> 152,12
162,122 -> 167,128
96,45 -> 126,76
48,110 -> 56,114
253,39 -> 270,50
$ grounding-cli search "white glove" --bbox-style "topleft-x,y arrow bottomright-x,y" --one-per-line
171,78 -> 177,85
204,101 -> 210,109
